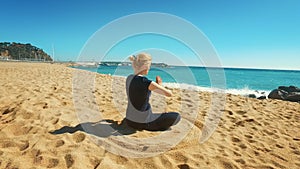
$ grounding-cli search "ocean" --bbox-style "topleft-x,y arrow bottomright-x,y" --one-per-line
72,65 -> 300,96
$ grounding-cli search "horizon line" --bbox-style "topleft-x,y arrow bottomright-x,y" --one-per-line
65,60 -> 300,71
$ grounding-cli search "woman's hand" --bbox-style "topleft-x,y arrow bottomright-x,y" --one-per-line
156,76 -> 162,85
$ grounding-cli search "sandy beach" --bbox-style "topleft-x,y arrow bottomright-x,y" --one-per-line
0,62 -> 299,169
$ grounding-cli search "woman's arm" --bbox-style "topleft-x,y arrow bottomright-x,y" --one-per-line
148,76 -> 172,97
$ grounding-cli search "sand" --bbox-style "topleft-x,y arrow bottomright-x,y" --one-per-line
0,62 -> 299,169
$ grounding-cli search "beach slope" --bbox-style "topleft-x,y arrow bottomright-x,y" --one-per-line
0,62 -> 299,169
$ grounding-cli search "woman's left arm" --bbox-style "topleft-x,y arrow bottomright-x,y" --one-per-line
148,81 -> 172,97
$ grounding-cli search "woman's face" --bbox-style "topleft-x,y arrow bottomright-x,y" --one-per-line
145,68 -> 149,75
145,64 -> 151,75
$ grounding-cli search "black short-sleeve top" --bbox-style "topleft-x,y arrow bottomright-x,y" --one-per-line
126,74 -> 153,123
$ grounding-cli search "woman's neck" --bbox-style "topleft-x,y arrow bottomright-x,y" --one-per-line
135,73 -> 144,76
135,70 -> 147,76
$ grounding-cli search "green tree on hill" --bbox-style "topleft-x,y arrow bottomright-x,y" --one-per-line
0,42 -> 53,61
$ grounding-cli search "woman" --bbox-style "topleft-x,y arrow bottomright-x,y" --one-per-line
125,52 -> 181,131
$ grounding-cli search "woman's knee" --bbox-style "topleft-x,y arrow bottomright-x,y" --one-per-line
172,112 -> 181,125
164,112 -> 181,125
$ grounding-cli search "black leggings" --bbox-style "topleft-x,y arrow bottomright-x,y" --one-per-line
125,112 -> 181,131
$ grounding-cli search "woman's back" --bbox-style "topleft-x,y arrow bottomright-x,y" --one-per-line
126,74 -> 153,123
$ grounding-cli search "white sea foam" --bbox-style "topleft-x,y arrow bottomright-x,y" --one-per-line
163,82 -> 270,98
225,88 -> 270,98
164,83 -> 220,92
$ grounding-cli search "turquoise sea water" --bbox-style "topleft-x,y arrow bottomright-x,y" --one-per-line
72,65 -> 300,95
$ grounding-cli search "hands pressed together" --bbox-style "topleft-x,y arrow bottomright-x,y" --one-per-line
156,76 -> 162,85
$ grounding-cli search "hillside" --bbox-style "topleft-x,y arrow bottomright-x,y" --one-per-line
0,42 -> 52,61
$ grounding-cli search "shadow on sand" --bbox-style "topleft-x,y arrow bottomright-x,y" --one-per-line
50,119 -> 137,138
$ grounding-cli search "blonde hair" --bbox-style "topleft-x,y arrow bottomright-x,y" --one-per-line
129,53 -> 152,73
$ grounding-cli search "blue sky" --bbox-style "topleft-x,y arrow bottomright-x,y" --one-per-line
1,0 -> 300,70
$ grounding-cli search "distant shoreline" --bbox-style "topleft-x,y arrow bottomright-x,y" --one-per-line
1,60 -> 299,72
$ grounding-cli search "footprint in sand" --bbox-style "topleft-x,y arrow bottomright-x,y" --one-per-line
219,159 -> 238,169
31,149 -> 43,164
73,133 -> 86,143
0,140 -> 16,149
2,107 -> 15,115
293,150 -> 300,156
231,137 -> 241,143
47,158 -> 59,168
177,164 -> 190,169
233,151 -> 241,157
235,158 -> 246,165
0,140 -> 29,152
20,111 -> 34,120
244,134 -> 253,139
64,154 -> 74,168
236,110 -> 247,115
90,158 -> 102,169
55,140 -> 65,147
51,118 -> 59,124
239,143 -> 247,149
13,125 -> 33,136
193,121 -> 203,129
270,153 -> 288,162
254,150 -> 260,156
275,143 -> 284,149
0,106 -> 17,123
18,140 -> 29,151
2,161 -> 18,169
54,112 -> 61,116
270,160 -> 285,168
172,152 -> 188,163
